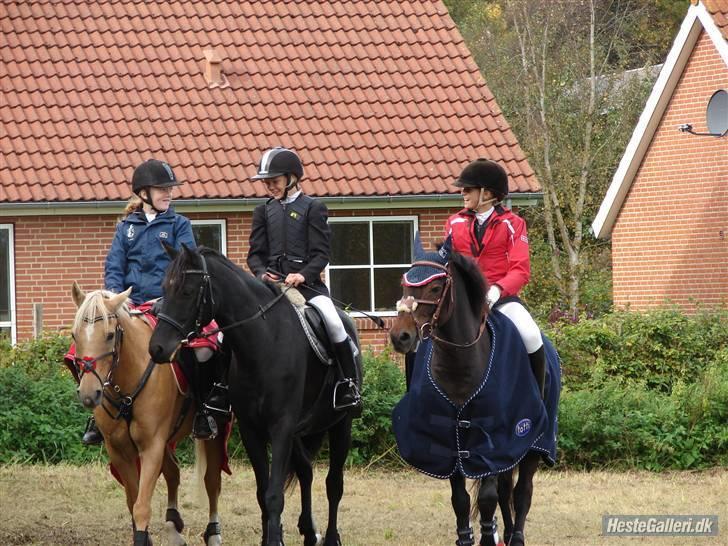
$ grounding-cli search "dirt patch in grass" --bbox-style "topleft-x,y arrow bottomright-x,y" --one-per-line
0,463 -> 725,545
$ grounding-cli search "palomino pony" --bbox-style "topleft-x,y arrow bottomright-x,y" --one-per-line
148,245 -> 360,546
70,283 -> 227,546
389,240 -> 560,546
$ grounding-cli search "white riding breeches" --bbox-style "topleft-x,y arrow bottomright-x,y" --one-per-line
309,295 -> 348,344
497,301 -> 543,354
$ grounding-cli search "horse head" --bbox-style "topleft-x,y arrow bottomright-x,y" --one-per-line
71,282 -> 132,408
390,234 -> 487,353
149,243 -> 217,363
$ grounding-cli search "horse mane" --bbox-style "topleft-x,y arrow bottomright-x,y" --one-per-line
73,290 -> 130,333
449,251 -> 487,317
164,246 -> 281,298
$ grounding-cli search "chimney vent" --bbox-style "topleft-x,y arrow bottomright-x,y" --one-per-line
203,49 -> 228,88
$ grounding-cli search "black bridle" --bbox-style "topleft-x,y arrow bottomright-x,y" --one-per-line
157,252 -> 288,343
400,260 -> 486,349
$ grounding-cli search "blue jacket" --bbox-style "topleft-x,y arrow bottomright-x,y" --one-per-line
104,207 -> 196,304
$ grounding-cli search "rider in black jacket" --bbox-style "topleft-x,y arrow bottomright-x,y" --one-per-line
247,147 -> 361,412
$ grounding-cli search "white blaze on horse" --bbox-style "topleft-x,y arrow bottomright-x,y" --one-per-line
70,282 -> 227,546
389,237 -> 561,546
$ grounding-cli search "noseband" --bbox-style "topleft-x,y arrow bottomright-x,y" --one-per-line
397,260 -> 486,349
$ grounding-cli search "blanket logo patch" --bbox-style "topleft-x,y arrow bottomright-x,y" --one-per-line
514,418 -> 532,438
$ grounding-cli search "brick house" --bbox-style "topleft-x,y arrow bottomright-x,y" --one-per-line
592,0 -> 728,311
1,0 -> 540,349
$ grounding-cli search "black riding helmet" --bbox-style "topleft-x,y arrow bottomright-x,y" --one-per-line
453,159 -> 509,200
252,147 -> 304,181
131,159 -> 182,195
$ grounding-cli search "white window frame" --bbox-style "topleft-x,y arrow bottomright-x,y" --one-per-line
0,224 -> 16,344
326,215 -> 418,317
191,219 -> 227,255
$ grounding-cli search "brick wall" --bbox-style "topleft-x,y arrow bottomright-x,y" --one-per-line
9,205 -> 457,350
611,30 -> 728,311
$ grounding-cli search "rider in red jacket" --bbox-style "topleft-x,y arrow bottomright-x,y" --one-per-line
445,159 -> 545,397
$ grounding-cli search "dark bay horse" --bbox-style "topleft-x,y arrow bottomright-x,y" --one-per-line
70,283 -> 227,546
389,242 -> 560,546
148,245 -> 359,546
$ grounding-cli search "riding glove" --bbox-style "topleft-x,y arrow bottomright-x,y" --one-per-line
486,285 -> 501,309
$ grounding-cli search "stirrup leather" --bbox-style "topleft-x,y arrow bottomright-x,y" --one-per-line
332,378 -> 361,410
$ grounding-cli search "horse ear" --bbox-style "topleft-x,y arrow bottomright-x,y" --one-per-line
162,240 -> 178,260
106,287 -> 132,312
413,231 -> 426,261
71,281 -> 86,308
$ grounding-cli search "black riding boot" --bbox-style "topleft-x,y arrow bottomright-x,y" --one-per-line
204,355 -> 231,419
528,346 -> 546,399
82,416 -> 103,446
189,350 -> 219,441
332,339 -> 362,412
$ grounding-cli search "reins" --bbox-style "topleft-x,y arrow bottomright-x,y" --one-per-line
399,260 -> 487,349
157,252 -> 289,343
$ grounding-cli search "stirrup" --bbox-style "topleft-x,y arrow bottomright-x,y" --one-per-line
82,416 -> 103,446
203,383 -> 232,418
332,378 -> 361,411
192,411 -> 219,440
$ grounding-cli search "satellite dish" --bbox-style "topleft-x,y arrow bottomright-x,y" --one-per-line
706,89 -> 728,135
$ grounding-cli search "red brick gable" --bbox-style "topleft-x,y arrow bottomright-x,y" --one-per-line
0,0 -> 539,204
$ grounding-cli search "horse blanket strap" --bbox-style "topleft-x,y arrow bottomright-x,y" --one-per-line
392,310 -> 561,478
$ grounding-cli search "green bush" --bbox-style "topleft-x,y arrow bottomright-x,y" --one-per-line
349,348 -> 406,466
546,308 -> 728,392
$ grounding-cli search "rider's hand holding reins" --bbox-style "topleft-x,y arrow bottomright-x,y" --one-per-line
285,273 -> 306,287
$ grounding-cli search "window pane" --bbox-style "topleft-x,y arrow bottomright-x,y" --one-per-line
329,268 -> 371,311
192,224 -> 222,254
0,327 -> 9,340
373,222 -> 413,264
374,267 -> 408,311
0,230 -> 9,322
330,223 -> 369,265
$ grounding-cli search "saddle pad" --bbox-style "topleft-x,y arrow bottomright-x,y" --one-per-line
392,309 -> 560,479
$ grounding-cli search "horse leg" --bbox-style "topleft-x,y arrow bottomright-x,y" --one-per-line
160,446 -> 187,546
132,438 -> 167,546
322,418 -> 352,546
510,452 -> 540,546
497,471 -> 514,545
238,422 -> 271,545
201,433 -> 226,546
292,435 -> 324,546
476,476 -> 500,546
265,428 -> 295,545
450,473 -> 474,546
105,441 -> 140,517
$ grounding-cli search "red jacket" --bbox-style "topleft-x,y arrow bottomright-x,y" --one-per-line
444,206 -> 530,298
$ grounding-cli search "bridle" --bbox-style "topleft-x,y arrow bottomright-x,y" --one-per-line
397,260 -> 486,349
73,314 -> 123,390
156,252 -> 288,343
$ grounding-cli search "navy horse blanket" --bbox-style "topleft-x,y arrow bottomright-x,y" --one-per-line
392,309 -> 560,479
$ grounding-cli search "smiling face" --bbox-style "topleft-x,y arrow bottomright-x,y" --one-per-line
146,185 -> 174,212
460,186 -> 495,213
262,175 -> 290,200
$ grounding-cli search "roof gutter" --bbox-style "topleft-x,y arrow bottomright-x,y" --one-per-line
0,192 -> 543,216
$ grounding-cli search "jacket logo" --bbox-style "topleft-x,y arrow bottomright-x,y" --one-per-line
159,231 -> 169,239
520,235 -> 529,244
514,418 -> 532,437
126,225 -> 135,239
289,211 -> 300,220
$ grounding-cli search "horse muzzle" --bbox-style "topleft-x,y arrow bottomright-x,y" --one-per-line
77,385 -> 102,409
390,328 -> 416,354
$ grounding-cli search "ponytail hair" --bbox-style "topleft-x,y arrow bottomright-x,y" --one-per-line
123,195 -> 143,218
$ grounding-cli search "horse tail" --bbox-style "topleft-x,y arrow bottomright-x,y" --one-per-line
469,479 -> 481,521
193,439 -> 208,504
284,434 -> 325,494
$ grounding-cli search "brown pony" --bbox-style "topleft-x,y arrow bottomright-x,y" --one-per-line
71,282 -> 226,546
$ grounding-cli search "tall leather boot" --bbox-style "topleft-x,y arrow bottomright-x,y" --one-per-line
332,339 -> 362,412
186,348 -> 218,441
204,353 -> 231,419
528,346 -> 546,399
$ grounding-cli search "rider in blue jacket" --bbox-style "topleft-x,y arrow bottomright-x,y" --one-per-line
82,159 -> 225,444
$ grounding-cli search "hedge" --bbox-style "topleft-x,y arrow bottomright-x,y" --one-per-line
1,308 -> 726,470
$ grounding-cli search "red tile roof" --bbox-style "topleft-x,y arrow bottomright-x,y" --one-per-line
0,0 -> 540,203
704,0 -> 728,39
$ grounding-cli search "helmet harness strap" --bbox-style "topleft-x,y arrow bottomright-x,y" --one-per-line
138,188 -> 167,214
281,173 -> 298,201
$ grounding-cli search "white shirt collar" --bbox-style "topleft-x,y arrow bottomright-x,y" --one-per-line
281,190 -> 302,204
475,207 -> 494,225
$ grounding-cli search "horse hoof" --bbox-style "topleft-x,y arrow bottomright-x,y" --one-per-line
303,533 -> 322,546
163,521 -> 187,546
322,532 -> 341,546
165,507 -> 185,533
508,531 -> 525,546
